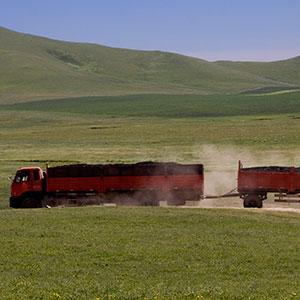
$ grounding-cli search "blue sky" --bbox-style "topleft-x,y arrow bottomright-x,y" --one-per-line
1,0 -> 299,61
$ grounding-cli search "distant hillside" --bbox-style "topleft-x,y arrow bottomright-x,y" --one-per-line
0,26 -> 299,103
4,92 -> 300,118
216,56 -> 300,90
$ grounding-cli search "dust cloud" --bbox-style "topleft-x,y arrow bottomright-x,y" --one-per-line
193,144 -> 300,196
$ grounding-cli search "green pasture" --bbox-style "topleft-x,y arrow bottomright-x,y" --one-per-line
4,92 -> 300,117
0,207 -> 299,299
0,92 -> 299,298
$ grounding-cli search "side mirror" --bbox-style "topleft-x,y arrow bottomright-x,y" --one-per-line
8,175 -> 14,181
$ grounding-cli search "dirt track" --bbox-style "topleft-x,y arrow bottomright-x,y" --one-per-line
261,207 -> 300,213
190,195 -> 300,213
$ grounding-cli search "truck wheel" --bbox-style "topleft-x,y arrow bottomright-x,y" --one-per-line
10,198 -> 20,208
21,195 -> 45,208
21,196 -> 36,208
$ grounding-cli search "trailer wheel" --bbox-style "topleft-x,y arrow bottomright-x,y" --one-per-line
251,196 -> 263,208
256,198 -> 263,208
243,197 -> 251,208
243,195 -> 263,208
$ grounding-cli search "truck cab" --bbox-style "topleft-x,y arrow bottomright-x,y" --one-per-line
10,167 -> 44,208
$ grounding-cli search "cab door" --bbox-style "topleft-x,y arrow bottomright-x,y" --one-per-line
32,168 -> 43,192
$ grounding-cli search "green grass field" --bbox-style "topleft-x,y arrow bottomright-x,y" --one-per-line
0,207 -> 299,299
1,91 -> 300,299
4,92 -> 300,117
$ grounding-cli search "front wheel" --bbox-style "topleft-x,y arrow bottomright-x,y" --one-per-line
21,196 -> 36,208
21,195 -> 44,208
10,197 -> 21,208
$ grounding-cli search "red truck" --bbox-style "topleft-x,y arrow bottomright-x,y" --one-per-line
238,161 -> 300,208
10,162 -> 204,208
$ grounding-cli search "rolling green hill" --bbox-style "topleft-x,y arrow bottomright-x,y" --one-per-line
216,56 -> 300,89
1,26 -> 300,103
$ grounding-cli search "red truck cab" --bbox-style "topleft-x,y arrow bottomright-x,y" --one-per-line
10,167 -> 44,208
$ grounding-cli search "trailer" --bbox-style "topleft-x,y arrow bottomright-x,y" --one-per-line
10,162 -> 204,208
238,161 -> 300,208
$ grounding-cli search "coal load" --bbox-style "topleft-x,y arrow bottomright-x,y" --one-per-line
47,162 -> 204,178
241,166 -> 299,173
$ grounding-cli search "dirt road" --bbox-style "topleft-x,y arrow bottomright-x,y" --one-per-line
193,195 -> 300,213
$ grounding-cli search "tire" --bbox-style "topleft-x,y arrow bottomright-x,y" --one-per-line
244,195 -> 263,208
10,197 -> 21,208
21,195 -> 43,208
243,197 -> 251,208
256,198 -> 263,208
21,196 -> 36,208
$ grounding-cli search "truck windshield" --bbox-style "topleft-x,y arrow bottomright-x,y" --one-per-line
14,170 -> 30,183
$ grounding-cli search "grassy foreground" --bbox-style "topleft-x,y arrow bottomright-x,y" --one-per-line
0,206 -> 299,299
